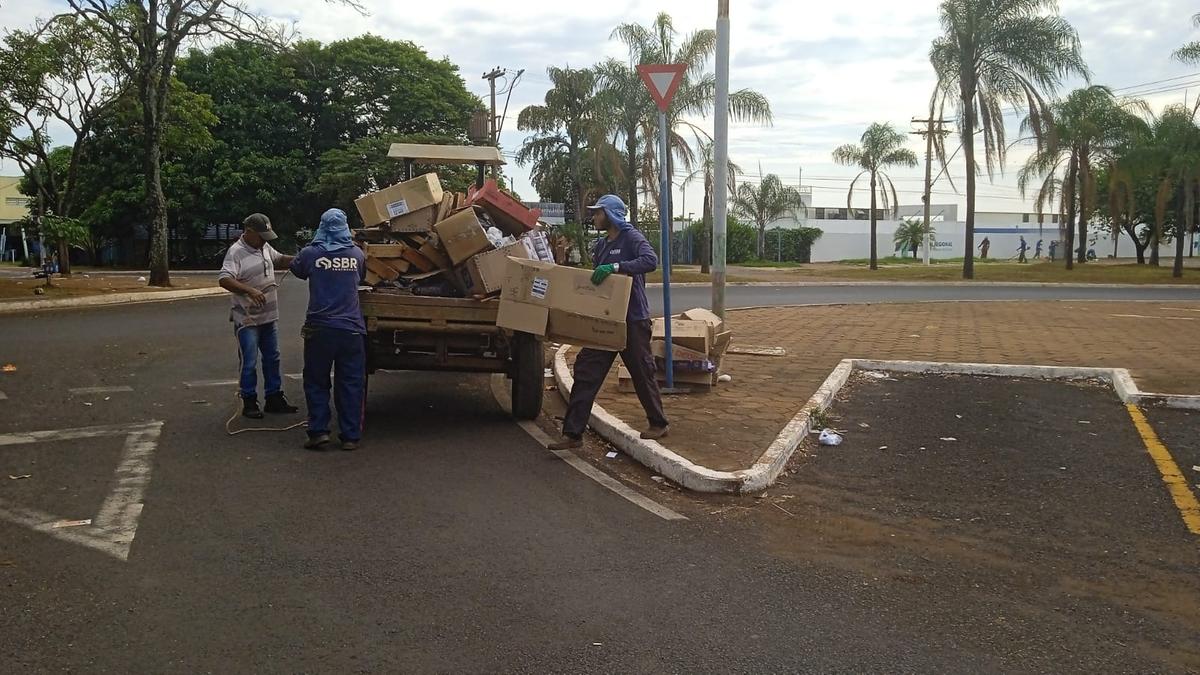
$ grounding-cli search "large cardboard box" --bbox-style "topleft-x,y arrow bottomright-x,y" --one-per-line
434,207 -> 494,265
681,308 -> 725,333
389,207 -> 438,233
652,318 -> 711,355
497,258 -> 632,351
354,173 -> 444,227
458,242 -> 530,297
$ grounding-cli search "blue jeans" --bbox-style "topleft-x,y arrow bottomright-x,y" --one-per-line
235,322 -> 283,400
303,327 -> 366,442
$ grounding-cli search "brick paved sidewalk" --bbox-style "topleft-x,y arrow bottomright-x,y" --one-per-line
569,301 -> 1200,472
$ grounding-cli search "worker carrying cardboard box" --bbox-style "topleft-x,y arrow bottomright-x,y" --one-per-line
218,213 -> 299,420
549,195 -> 669,450
289,208 -> 368,452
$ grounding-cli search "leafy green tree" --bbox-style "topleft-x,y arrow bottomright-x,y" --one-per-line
1174,13 -> 1200,63
0,14 -> 127,273
516,66 -> 615,223
1017,86 -> 1149,269
731,173 -> 807,259
610,13 -> 771,224
1138,105 -> 1200,277
893,218 -> 936,260
931,0 -> 1087,279
61,0 -> 358,286
832,123 -> 919,270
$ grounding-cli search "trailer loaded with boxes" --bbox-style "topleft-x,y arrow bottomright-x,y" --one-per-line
355,145 -> 554,420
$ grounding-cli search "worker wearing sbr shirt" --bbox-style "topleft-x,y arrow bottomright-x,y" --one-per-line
290,209 -> 367,452
549,194 -> 669,450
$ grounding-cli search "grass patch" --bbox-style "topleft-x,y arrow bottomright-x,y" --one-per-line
0,275 -> 197,301
723,261 -> 1199,285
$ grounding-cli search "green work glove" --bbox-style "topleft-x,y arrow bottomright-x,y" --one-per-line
591,263 -> 617,285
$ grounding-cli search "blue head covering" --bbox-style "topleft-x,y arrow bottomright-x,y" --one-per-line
312,208 -> 354,252
588,194 -> 633,232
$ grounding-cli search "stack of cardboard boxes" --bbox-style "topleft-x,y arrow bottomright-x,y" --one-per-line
495,258 -> 634,351
618,308 -> 733,392
354,173 -> 554,298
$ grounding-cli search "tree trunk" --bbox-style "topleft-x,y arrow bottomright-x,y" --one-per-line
1122,222 -> 1148,264
625,131 -> 638,223
1063,152 -> 1078,271
57,240 -> 71,277
757,224 -> 766,259
869,173 -> 878,270
700,182 -> 712,274
960,94 -> 976,280
1174,188 -> 1190,278
144,79 -> 171,287
1076,151 -> 1090,264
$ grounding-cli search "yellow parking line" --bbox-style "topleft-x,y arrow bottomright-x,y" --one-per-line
1126,404 -> 1200,536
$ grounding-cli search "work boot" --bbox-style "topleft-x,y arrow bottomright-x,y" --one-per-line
242,396 -> 264,420
547,435 -> 582,451
340,439 -> 359,452
304,433 -> 331,451
640,425 -> 669,441
264,392 -> 299,414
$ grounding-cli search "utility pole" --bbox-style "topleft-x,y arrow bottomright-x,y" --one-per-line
911,116 -> 952,265
712,0 -> 730,318
482,67 -> 504,146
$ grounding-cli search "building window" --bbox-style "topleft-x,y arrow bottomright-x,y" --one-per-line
5,197 -> 28,207
815,208 -> 826,220
1022,213 -> 1030,223
1051,215 -> 1059,224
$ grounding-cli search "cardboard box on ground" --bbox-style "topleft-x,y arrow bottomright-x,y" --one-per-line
617,308 -> 733,392
496,258 -> 633,351
353,173 -> 555,299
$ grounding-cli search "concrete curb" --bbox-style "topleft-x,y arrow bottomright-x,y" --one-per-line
0,287 -> 225,315
647,280 -> 1200,290
554,348 -> 1200,494
552,345 -> 848,494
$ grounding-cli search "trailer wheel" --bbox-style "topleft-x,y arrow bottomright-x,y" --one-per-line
511,332 -> 544,420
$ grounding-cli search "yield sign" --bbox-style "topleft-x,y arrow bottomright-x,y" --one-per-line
637,64 -> 687,113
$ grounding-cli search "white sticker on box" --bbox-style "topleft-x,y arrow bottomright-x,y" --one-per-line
386,199 -> 410,218
531,276 -> 549,300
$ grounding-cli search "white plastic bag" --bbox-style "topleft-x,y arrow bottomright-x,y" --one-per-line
818,429 -> 843,446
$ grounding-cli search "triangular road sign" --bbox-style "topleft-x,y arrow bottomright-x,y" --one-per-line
0,421 -> 163,561
637,64 -> 688,113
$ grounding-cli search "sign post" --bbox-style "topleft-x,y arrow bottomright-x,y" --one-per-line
638,63 -> 687,391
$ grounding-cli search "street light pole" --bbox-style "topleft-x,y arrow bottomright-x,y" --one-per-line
712,0 -> 730,318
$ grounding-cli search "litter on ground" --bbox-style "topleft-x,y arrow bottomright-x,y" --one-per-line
818,429 -> 843,446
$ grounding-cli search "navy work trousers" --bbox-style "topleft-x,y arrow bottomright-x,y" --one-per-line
303,327 -> 366,442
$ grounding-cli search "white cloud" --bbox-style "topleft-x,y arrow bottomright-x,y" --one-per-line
4,0 -> 1199,215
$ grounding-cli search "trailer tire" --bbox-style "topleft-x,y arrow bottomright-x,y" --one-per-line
511,332 -> 544,420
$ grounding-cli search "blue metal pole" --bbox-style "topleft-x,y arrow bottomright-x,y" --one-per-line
658,110 -> 674,389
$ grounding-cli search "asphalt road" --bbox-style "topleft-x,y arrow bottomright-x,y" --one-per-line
2,285 -> 1198,672
655,282 -> 1200,313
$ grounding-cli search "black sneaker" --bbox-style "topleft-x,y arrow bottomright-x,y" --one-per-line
304,433 -> 331,451
264,392 -> 299,414
242,397 -> 264,420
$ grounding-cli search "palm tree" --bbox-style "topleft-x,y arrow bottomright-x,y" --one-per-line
693,138 -> 741,273
515,66 -> 613,224
731,172 -> 806,259
610,13 -> 771,225
832,123 -> 919,270
893,218 -> 936,260
930,0 -> 1088,279
1139,104 -> 1200,277
1175,13 -> 1200,63
1018,86 -> 1149,269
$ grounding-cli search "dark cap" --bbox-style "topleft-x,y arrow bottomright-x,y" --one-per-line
242,213 -> 278,241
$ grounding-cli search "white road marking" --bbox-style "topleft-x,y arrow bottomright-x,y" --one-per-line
0,421 -> 163,561
1108,314 -> 1197,321
489,375 -> 686,521
68,386 -> 134,395
1159,307 -> 1200,312
183,379 -> 238,388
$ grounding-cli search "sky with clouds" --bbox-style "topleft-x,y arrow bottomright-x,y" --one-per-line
4,0 -> 1199,216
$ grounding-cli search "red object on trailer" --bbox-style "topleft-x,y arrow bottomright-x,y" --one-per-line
466,179 -> 541,235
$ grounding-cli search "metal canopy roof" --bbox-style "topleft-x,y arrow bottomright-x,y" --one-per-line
387,143 -> 505,166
